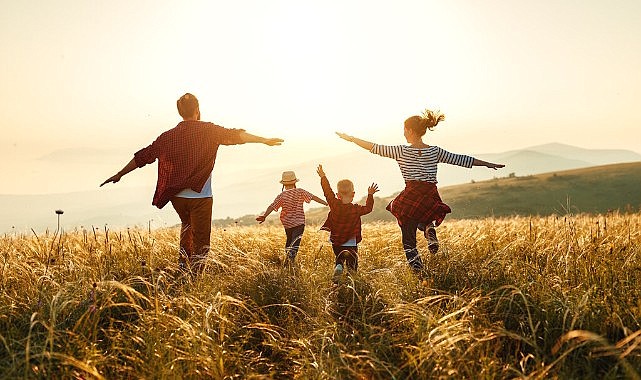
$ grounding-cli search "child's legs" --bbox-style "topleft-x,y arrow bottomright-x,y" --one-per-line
284,224 -> 305,259
399,220 -> 424,271
332,245 -> 359,271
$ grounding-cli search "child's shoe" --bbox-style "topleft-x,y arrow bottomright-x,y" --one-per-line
332,264 -> 343,284
283,256 -> 295,269
425,225 -> 439,254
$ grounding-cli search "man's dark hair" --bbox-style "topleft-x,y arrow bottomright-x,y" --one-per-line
177,93 -> 199,118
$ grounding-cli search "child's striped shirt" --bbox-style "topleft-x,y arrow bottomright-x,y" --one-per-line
370,144 -> 474,183
270,188 -> 314,229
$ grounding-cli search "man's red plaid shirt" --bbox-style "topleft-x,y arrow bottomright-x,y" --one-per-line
134,121 -> 244,208
320,176 -> 373,246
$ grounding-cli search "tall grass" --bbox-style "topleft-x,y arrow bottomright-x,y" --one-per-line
0,213 -> 639,379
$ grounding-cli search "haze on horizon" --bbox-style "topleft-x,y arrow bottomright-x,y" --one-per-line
2,0 -> 641,197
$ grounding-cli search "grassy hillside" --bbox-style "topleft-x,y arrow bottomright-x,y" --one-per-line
290,162 -> 641,226
1,214 -> 640,378
444,161 -> 641,219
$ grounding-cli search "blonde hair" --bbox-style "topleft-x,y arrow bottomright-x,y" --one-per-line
404,108 -> 445,137
337,179 -> 354,194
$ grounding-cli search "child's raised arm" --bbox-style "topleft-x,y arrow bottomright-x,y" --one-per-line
358,182 -> 379,216
317,164 -> 338,206
336,132 -> 374,151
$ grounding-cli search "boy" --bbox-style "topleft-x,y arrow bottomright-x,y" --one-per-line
256,170 -> 327,266
316,164 -> 378,282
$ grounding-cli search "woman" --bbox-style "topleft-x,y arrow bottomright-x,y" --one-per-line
336,109 -> 504,273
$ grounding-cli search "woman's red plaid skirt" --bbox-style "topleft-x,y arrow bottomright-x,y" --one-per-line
386,181 -> 451,226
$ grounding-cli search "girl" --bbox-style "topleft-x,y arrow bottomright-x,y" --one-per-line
336,109 -> 504,273
257,171 -> 328,266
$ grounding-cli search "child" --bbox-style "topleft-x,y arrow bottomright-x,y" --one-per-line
256,171 -> 327,266
336,108 -> 504,273
316,164 -> 378,282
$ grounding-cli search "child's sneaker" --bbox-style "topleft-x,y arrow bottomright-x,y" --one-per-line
332,264 -> 343,283
425,225 -> 439,254
283,256 -> 292,268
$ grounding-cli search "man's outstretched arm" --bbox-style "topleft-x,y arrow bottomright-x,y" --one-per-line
101,158 -> 137,186
239,131 -> 283,146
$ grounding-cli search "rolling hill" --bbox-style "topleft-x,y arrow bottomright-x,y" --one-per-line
245,161 -> 641,227
440,161 -> 641,219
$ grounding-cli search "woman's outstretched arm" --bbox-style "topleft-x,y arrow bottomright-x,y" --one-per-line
336,132 -> 374,151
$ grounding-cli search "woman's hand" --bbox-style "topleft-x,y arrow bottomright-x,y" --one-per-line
486,162 -> 505,170
336,132 -> 354,142
336,132 -> 374,151
473,158 -> 505,170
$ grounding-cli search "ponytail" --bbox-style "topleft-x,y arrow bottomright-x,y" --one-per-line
404,108 -> 445,137
421,108 -> 445,131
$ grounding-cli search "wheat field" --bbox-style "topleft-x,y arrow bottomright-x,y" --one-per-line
0,213 -> 640,379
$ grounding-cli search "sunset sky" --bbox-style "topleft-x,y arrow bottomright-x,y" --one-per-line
1,0 -> 640,196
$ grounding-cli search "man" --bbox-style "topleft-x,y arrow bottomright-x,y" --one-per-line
101,93 -> 283,274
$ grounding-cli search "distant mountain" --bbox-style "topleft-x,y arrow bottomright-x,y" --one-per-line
475,150 -> 592,177
37,147 -> 130,163
475,142 -> 641,177
0,187 -> 179,234
524,143 -> 641,165
2,143 -> 639,233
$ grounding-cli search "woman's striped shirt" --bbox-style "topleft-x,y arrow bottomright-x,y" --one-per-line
269,188 -> 314,229
370,144 -> 474,183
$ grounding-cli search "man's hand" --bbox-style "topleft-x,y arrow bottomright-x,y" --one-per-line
316,164 -> 326,177
368,183 -> 379,195
100,174 -> 122,187
263,138 -> 284,146
256,215 -> 266,224
487,162 -> 505,170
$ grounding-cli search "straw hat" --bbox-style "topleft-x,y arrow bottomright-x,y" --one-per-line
280,171 -> 299,184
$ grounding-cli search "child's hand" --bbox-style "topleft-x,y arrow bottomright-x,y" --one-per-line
256,215 -> 266,224
368,183 -> 379,195
316,164 -> 326,177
